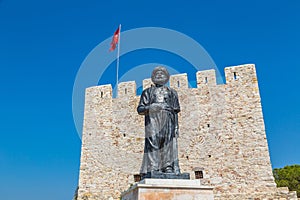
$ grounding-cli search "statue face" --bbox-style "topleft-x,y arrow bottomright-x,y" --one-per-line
151,67 -> 170,85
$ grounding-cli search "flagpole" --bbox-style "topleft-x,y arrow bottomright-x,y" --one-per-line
116,24 -> 121,97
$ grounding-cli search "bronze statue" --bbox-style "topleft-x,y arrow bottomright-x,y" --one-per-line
137,66 -> 181,176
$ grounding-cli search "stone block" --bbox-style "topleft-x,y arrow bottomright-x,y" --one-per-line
121,178 -> 214,200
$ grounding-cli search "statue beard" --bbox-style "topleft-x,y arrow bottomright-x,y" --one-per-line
152,77 -> 169,86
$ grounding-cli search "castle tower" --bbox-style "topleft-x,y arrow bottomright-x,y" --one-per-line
77,64 -> 297,200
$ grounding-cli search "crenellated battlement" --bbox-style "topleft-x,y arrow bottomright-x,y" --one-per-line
225,64 -> 258,84
86,64 -> 258,100
77,63 -> 297,200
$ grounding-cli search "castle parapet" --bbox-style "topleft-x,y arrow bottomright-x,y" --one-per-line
170,73 -> 188,89
85,84 -> 112,100
118,81 -> 136,97
85,64 -> 260,100
196,69 -> 217,87
143,78 -> 152,90
225,64 -> 257,84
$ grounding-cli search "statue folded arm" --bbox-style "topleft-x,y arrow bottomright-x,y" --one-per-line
137,88 -> 151,115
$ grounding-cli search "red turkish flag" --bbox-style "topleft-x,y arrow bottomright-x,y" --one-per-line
109,27 -> 120,51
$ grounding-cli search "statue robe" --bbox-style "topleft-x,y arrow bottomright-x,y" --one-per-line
137,85 -> 180,174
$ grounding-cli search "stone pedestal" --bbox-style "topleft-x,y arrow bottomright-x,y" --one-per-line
121,179 -> 214,200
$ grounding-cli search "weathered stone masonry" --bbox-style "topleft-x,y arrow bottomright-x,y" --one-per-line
77,64 -> 297,200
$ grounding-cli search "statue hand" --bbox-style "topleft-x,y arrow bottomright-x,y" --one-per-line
160,103 -> 172,111
149,103 -> 163,113
149,103 -> 172,113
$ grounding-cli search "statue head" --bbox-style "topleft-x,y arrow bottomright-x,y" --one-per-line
151,66 -> 170,85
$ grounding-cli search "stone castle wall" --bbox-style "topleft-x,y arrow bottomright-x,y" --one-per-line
77,64 -> 297,200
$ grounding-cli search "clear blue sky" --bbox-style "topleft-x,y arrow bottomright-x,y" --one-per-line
0,1 -> 299,200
